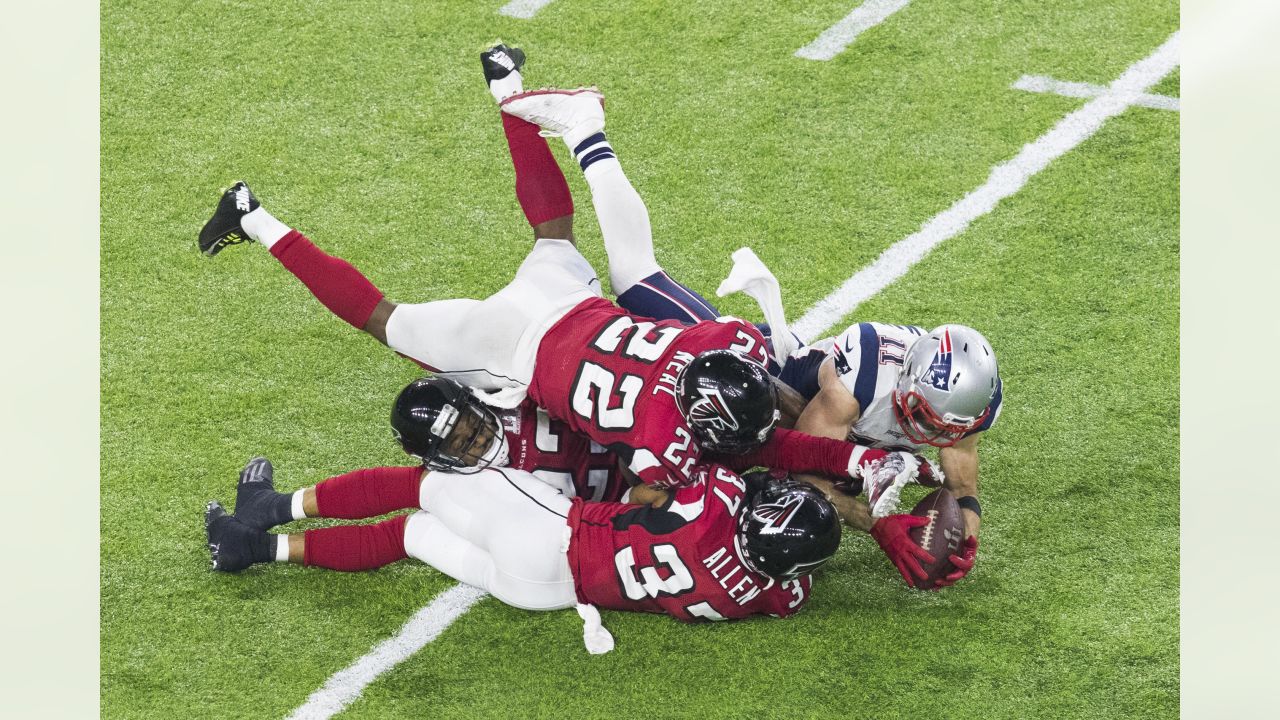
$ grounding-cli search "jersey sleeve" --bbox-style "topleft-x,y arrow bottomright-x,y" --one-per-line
711,428 -> 854,478
830,323 -> 882,409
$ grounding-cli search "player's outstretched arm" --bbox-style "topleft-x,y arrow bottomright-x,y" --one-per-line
939,434 -> 981,539
803,475 -> 874,531
935,434 -> 982,586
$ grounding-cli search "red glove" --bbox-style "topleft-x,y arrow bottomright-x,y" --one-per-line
869,514 -> 936,588
934,536 -> 978,588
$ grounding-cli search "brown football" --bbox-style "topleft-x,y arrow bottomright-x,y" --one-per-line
907,488 -> 966,590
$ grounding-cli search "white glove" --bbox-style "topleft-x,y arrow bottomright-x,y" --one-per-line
864,452 -> 921,518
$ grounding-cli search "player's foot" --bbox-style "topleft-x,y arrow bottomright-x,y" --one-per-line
233,456 -> 295,530
206,500 -> 273,572
481,43 -> 526,102
500,87 -> 604,149
864,453 -> 920,518
198,181 -> 260,256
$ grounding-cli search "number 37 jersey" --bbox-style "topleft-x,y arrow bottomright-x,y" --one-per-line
566,464 -> 812,622
529,297 -> 770,489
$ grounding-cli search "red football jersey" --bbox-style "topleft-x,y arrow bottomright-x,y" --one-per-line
529,297 -> 771,489
566,464 -> 813,622
498,400 -> 628,502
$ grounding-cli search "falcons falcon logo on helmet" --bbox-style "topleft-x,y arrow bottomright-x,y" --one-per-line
687,387 -> 740,432
751,494 -> 805,536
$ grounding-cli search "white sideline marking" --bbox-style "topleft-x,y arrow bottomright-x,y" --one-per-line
795,0 -> 912,61
1013,74 -> 1180,111
285,584 -> 487,720
792,32 -> 1181,339
498,0 -> 556,19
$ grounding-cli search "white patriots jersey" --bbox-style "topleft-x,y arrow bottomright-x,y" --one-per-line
825,322 -> 1003,451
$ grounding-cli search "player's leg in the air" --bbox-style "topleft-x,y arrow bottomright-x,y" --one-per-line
482,44 -> 576,244
490,50 -> 719,323
198,182 -> 601,404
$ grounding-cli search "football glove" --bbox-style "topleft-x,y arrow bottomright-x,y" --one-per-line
869,514 -> 936,588
934,535 -> 978,588
849,448 -> 941,484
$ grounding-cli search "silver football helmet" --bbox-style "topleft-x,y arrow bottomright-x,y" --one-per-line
892,324 -> 999,447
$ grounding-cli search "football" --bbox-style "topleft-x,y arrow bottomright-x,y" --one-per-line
907,488 -> 966,590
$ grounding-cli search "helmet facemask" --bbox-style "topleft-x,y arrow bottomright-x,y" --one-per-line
424,401 -> 509,473
892,385 -> 987,448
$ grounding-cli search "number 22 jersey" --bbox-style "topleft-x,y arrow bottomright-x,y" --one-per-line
566,464 -> 812,622
528,297 -> 771,489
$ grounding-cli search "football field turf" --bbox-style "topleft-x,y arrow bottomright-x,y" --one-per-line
102,1 -> 1179,717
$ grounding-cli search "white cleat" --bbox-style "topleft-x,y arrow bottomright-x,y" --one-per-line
501,87 -> 605,148
863,452 -> 922,518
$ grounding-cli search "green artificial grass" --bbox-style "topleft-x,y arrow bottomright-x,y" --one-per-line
102,1 -> 1178,717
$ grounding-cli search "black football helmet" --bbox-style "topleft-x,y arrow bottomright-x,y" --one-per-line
675,349 -> 780,454
391,377 -> 509,473
737,478 -> 842,581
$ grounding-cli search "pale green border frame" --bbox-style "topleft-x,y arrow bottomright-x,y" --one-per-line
1181,0 -> 1280,716
0,0 -> 100,716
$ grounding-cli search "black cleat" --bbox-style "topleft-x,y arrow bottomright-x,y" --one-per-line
234,456 -> 294,530
198,181 -> 260,256
206,500 -> 271,572
481,43 -> 526,86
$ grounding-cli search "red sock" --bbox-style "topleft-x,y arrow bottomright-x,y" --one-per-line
303,515 -> 408,571
502,113 -> 574,227
270,230 -> 384,329
313,466 -> 423,518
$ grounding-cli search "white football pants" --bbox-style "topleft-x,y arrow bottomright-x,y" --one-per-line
383,238 -> 602,407
402,467 -> 577,611
582,157 -> 662,295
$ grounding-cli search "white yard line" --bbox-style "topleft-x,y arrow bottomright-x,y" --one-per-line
792,32 -> 1181,340
284,584 -> 487,720
1013,74 -> 1180,111
498,0 -> 557,19
795,0 -> 913,61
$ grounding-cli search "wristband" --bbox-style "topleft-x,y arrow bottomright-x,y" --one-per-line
957,495 -> 982,518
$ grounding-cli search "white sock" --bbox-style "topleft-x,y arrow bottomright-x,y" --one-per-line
489,70 -> 523,103
579,153 -> 661,293
274,535 -> 291,562
291,489 -> 308,520
241,207 -> 291,249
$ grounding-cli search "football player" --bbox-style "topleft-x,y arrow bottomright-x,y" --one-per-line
772,323 -> 1001,589
205,420 -> 844,643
